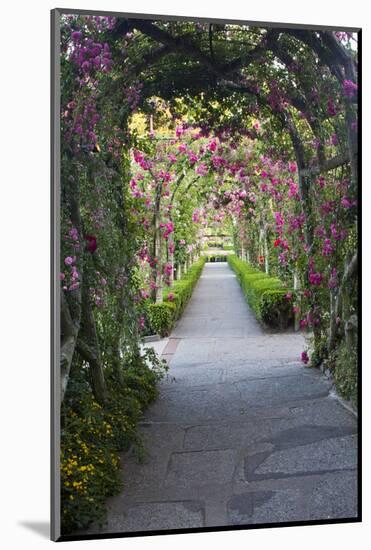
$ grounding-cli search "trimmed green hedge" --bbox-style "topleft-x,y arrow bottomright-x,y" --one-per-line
227,255 -> 295,329
146,257 -> 206,336
146,302 -> 176,336
206,241 -> 224,248
205,253 -> 228,262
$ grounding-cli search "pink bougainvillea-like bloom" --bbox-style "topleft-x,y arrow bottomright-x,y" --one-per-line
167,293 -> 174,302
208,139 -> 217,152
300,318 -> 308,329
85,235 -> 97,253
69,282 -> 80,291
168,152 -> 177,163
71,31 -> 83,42
278,252 -> 287,265
322,238 -> 334,257
162,221 -> 174,239
341,196 -> 354,209
274,211 -> 285,227
327,99 -> 337,116
69,227 -> 79,241
64,256 -> 74,265
288,161 -> 297,173
343,79 -> 358,98
195,163 -> 208,176
163,263 -> 173,277
301,351 -> 309,364
317,176 -> 326,189
175,125 -> 184,137
192,209 -> 200,223
140,289 -> 149,300
285,292 -> 292,300
71,266 -> 79,280
309,271 -> 323,286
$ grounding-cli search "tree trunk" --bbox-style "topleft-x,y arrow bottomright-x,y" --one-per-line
328,250 -> 357,351
60,291 -> 80,401
168,239 -> 174,287
264,226 -> 269,274
80,283 -> 108,405
153,206 -> 163,303
258,225 -> 264,260
293,268 -> 301,332
328,288 -> 338,349
345,314 -> 357,350
60,170 -> 84,402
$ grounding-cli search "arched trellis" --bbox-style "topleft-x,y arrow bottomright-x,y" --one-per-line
58,16 -> 359,533
60,15 -> 358,402
112,19 -> 358,353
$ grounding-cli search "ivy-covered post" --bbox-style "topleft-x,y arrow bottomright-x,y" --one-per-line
264,226 -> 269,274
168,238 -> 175,286
152,179 -> 164,303
293,267 -> 301,332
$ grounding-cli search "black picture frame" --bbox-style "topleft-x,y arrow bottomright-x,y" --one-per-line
51,9 -> 361,542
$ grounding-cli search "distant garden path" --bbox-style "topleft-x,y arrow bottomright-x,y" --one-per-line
92,262 -> 357,532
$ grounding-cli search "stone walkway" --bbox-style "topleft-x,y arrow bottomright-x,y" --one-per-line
92,262 -> 358,533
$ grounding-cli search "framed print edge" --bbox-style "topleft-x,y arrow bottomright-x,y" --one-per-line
51,7 -> 61,542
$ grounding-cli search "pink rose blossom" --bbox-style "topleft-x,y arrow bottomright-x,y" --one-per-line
301,351 -> 309,364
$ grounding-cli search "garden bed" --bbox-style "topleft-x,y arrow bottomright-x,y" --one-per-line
145,257 -> 206,336
227,255 -> 296,329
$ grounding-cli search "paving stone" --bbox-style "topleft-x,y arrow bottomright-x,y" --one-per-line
147,384 -> 245,423
160,365 -> 224,387
227,489 -> 303,525
246,435 -> 357,480
165,449 -> 236,488
306,469 -> 358,520
183,417 -> 355,453
235,374 -> 332,409
104,500 -> 205,532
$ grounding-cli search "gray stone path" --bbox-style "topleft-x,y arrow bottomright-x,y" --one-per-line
93,263 -> 358,533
